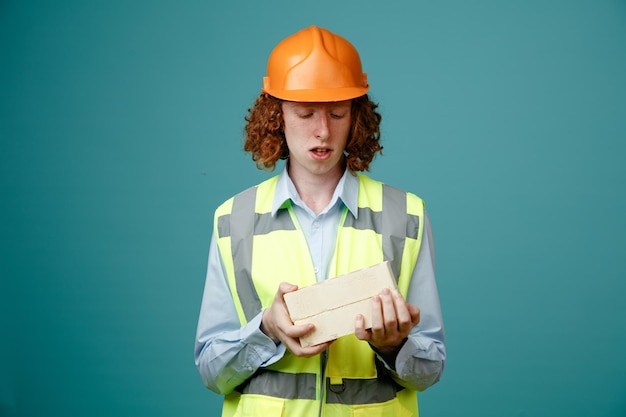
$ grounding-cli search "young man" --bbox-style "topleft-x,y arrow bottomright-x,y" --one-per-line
195,25 -> 445,416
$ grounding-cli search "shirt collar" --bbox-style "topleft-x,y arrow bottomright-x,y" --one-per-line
272,165 -> 359,218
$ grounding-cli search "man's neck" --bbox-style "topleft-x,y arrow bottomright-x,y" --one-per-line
288,165 -> 344,216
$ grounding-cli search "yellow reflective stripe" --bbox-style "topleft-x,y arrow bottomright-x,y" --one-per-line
219,208 -> 297,239
236,370 -> 317,400
381,183 -> 407,279
214,198 -> 247,324
326,376 -> 404,405
234,370 -> 403,405
229,186 -> 262,321
342,207 -> 382,231
406,214 -> 420,239
216,213 -> 231,239
397,193 -> 424,296
255,211 -> 297,235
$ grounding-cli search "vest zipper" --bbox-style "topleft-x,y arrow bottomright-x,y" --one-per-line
318,349 -> 328,417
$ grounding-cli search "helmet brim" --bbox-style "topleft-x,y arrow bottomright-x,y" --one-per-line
262,86 -> 369,102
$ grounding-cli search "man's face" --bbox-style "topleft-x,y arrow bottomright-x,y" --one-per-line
282,100 -> 352,180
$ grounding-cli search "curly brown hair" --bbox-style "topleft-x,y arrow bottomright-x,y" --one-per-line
243,94 -> 383,172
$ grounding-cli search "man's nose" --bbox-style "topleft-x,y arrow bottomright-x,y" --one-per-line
314,113 -> 330,140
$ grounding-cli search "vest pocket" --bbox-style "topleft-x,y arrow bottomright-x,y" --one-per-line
351,397 -> 413,417
234,394 -> 286,417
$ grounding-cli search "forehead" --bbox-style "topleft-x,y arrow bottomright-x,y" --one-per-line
283,100 -> 352,111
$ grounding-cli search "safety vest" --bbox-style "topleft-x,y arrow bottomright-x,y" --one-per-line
214,173 -> 425,417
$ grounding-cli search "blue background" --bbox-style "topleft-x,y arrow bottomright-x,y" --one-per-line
1,1 -> 625,416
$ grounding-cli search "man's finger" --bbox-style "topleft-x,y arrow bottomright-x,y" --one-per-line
354,314 -> 371,341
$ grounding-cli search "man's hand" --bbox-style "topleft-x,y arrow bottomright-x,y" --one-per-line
261,282 -> 331,357
354,288 -> 420,355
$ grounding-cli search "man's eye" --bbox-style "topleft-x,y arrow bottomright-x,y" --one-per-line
330,113 -> 346,119
298,113 -> 313,119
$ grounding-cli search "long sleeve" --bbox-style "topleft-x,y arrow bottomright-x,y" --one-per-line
194,233 -> 286,395
380,211 -> 446,391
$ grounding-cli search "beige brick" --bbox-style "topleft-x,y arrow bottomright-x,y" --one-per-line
283,261 -> 397,347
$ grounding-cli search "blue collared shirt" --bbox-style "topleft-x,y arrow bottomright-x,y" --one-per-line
195,167 -> 446,395
272,168 -> 358,282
